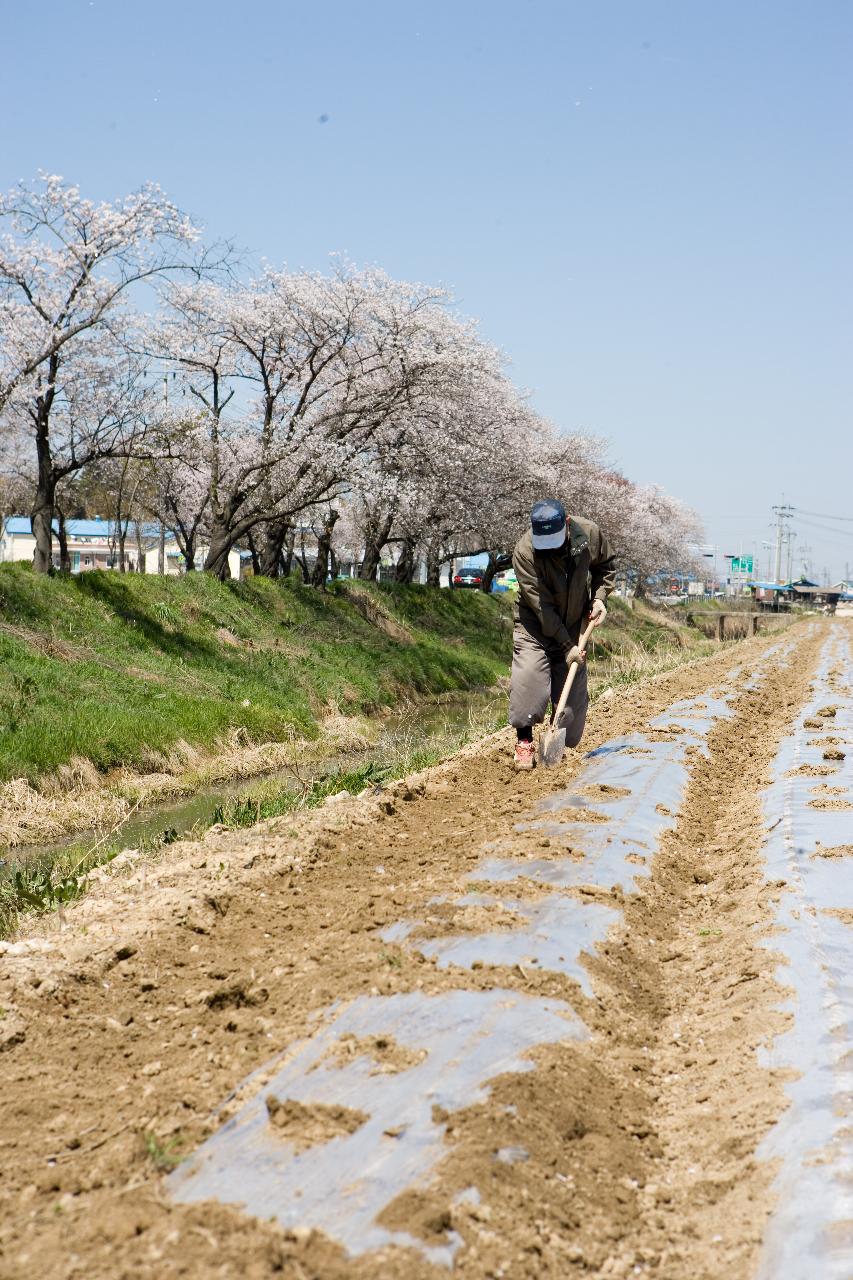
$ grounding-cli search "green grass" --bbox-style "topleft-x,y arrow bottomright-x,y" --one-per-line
0,566 -> 512,782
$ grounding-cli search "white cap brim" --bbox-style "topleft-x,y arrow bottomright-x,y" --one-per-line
531,528 -> 567,550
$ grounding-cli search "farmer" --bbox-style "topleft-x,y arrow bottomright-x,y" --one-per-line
510,498 -> 616,770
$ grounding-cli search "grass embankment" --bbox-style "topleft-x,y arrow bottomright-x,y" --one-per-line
0,565 -> 511,785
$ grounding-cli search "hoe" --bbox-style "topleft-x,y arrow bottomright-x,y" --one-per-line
539,616 -> 598,768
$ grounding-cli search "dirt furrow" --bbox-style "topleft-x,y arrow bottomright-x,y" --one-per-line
581,623 -> 826,1277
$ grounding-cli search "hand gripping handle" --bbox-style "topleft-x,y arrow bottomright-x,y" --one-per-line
551,618 -> 597,728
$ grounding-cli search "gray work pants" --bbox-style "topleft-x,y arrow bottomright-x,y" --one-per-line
508,623 -> 588,748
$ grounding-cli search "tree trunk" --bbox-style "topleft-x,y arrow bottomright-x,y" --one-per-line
56,508 -> 71,575
480,552 -> 498,593
247,530 -> 261,576
292,527 -> 310,583
32,433 -> 56,575
257,518 -> 292,578
358,510 -> 395,581
158,522 -> 166,575
31,356 -> 59,574
310,510 -> 339,589
135,522 -> 145,574
282,525 -> 296,576
394,536 -> 417,584
426,541 -> 441,588
31,486 -> 56,574
203,521 -> 234,580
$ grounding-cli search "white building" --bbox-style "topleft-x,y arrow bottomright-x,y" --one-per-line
0,517 -> 245,579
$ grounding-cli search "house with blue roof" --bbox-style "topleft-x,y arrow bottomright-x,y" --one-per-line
0,516 -> 245,578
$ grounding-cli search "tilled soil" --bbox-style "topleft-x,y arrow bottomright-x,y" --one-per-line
0,621 -> 838,1279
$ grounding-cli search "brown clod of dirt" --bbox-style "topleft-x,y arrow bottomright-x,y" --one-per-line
378,1188 -> 454,1245
581,783 -> 631,800
822,908 -> 853,926
204,981 -> 268,1010
545,804 -> 609,824
817,705 -> 838,718
811,844 -> 853,859
264,1096 -> 368,1150
316,1033 -> 427,1075
822,747 -> 846,761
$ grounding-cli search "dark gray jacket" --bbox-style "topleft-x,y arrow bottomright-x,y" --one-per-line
512,515 -> 616,648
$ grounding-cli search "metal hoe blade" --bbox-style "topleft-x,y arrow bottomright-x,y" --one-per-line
538,725 -> 567,768
536,618 -> 599,771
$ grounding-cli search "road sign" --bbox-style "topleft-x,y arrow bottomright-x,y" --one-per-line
730,555 -> 753,575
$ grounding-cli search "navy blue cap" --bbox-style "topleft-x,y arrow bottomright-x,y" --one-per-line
531,498 -> 567,550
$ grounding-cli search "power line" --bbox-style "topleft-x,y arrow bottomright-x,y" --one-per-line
793,516 -> 853,539
794,506 -> 853,524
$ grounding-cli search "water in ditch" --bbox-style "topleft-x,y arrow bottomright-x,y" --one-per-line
5,690 -> 505,869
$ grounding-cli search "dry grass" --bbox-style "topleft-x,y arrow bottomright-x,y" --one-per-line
589,636 -> 715,695
0,776 -> 129,848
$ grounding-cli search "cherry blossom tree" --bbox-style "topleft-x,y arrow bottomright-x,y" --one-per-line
0,174 -> 204,571
154,266 -> 493,579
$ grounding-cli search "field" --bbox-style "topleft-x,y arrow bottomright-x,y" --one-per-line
1,613 -> 849,1279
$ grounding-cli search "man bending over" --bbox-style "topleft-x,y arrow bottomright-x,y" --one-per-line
510,498 -> 615,770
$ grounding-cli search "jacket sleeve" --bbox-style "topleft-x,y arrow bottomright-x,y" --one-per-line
590,524 -> 617,604
513,542 -> 574,649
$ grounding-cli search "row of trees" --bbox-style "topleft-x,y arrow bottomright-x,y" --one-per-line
0,175 -> 701,588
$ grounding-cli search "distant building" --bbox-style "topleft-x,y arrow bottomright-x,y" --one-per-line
0,517 -> 245,579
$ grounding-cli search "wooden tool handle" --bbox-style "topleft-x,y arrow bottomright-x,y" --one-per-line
551,618 -> 597,726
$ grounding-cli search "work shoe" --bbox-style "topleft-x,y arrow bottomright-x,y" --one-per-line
514,740 -> 536,771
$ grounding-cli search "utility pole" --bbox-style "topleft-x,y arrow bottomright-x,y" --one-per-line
762,540 -> 774,580
785,528 -> 796,584
772,503 -> 794,583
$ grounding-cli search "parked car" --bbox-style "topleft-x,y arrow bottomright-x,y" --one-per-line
491,569 -> 517,594
453,566 -> 485,588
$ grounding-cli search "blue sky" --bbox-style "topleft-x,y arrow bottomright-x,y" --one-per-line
2,0 -> 851,578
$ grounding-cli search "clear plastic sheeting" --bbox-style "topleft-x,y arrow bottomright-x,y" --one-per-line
169,654 -> 784,1262
416,892 -> 617,996
476,689 -> 744,900
756,632 -> 853,1280
431,690 -> 740,992
170,988 -> 582,1263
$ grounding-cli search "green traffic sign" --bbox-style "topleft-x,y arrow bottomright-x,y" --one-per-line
730,555 -> 754,575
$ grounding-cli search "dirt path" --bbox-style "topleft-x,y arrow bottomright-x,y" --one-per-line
1,620 -> 848,1279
